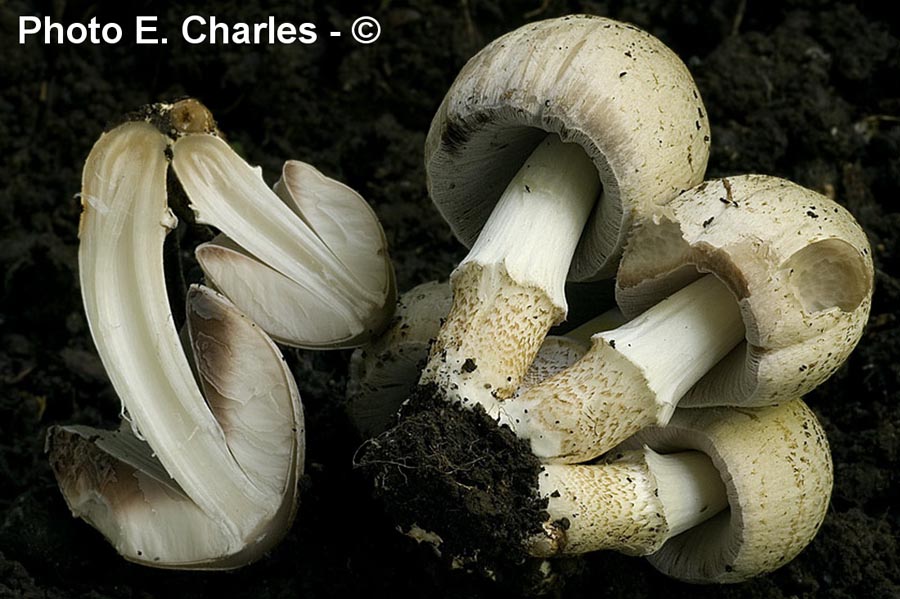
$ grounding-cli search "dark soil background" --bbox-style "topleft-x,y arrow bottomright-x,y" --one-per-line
2,0 -> 898,597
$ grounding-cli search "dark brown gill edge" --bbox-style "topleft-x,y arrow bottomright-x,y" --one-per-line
356,383 -> 581,593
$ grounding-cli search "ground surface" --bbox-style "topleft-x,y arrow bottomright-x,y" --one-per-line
1,0 -> 898,597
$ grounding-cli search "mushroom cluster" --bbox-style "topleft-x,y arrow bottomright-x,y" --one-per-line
48,99 -> 395,567
358,14 -> 874,585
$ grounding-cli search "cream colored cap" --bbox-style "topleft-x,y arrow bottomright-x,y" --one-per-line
425,15 -> 710,281
618,399 -> 832,583
617,175 -> 873,407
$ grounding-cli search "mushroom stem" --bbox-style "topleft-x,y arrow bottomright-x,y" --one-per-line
507,274 -> 745,462
532,447 -> 728,557
608,275 -> 743,408
421,135 -> 600,407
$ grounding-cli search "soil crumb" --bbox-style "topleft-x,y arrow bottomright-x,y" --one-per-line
358,383 -> 551,589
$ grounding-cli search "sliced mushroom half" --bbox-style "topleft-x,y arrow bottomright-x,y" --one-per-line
48,119 -> 303,568
179,136 -> 396,348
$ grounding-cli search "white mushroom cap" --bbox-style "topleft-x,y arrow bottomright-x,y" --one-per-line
425,14 -> 710,281
616,174 -> 874,407
616,399 -> 833,583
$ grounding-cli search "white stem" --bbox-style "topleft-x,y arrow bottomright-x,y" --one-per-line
462,134 -> 601,311
508,274 -> 745,463
422,135 -> 600,405
644,448 -> 728,537
602,275 -> 744,419
533,448 -> 728,557
80,124 -> 264,528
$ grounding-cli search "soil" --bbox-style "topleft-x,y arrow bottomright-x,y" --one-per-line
1,1 -> 898,598
359,383 -> 552,590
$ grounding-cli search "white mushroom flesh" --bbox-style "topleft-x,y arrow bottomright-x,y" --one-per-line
175,135 -> 395,348
50,120 -> 304,568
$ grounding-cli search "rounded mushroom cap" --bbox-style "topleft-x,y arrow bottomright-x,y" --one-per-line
618,399 -> 833,583
616,175 -> 874,407
425,15 -> 709,281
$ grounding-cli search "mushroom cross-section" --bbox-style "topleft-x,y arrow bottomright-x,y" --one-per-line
49,118 -> 304,567
421,14 -> 710,411
171,109 -> 396,349
507,174 -> 874,462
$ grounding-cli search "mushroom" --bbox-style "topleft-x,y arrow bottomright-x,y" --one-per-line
506,174 -> 874,462
361,174 -> 870,581
48,116 -> 303,567
362,16 -> 709,574
420,15 -> 710,409
533,399 -> 833,584
50,98 -> 396,566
